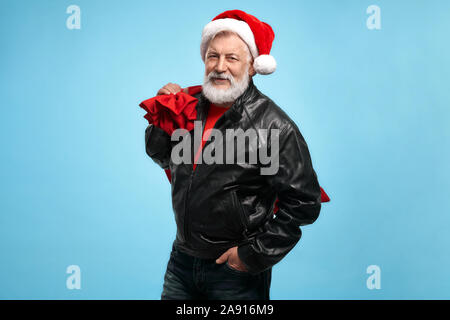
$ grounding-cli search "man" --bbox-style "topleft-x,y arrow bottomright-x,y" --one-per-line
145,10 -> 322,300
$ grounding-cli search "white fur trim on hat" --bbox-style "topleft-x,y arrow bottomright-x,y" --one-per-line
253,54 -> 277,75
201,18 -> 259,61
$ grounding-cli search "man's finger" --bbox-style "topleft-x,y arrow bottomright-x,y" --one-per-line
167,83 -> 181,94
216,250 -> 231,264
164,84 -> 174,93
157,88 -> 171,95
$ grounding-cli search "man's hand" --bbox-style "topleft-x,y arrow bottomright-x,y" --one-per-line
216,246 -> 248,272
156,83 -> 188,95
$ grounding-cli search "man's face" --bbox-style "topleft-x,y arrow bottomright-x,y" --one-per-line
204,32 -> 255,90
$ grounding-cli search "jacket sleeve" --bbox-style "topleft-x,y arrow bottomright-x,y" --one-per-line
237,123 -> 322,274
145,124 -> 172,170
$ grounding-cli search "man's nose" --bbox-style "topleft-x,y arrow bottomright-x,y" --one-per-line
215,56 -> 227,73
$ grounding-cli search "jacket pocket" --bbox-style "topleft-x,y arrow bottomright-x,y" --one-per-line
192,189 -> 248,246
231,190 -> 249,236
224,261 -> 252,276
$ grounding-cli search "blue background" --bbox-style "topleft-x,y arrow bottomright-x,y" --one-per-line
1,0 -> 449,299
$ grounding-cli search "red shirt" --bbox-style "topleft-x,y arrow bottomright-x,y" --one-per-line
193,104 -> 228,170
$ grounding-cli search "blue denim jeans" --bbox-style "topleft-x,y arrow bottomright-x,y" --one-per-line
161,242 -> 272,300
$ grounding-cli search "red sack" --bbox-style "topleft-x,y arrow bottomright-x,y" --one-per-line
139,91 -> 198,136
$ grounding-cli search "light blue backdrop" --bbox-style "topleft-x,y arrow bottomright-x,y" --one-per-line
1,0 -> 449,299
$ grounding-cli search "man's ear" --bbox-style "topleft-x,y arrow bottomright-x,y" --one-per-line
248,61 -> 256,77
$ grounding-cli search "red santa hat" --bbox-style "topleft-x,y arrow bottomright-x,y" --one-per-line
200,10 -> 277,75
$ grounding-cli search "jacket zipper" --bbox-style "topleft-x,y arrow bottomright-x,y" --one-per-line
183,169 -> 195,243
183,98 -> 205,244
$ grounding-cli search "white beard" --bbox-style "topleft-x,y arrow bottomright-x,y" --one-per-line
202,70 -> 250,105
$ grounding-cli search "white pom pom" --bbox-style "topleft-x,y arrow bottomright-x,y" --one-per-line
253,54 -> 277,75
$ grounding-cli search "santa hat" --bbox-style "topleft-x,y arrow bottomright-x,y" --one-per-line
200,10 -> 276,75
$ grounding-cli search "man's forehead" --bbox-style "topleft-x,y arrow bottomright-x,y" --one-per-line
207,33 -> 247,54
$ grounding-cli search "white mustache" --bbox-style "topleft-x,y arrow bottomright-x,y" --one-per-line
207,72 -> 235,83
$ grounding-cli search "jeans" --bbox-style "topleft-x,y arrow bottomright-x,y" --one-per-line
161,242 -> 272,300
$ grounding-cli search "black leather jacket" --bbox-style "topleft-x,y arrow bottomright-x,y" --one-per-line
145,80 -> 321,274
